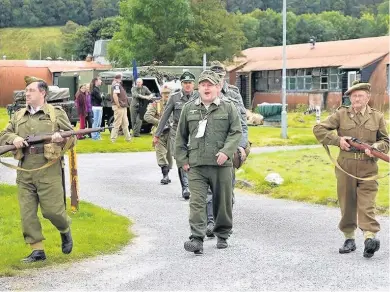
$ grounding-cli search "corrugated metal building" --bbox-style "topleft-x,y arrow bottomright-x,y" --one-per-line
0,60 -> 111,106
228,36 -> 389,111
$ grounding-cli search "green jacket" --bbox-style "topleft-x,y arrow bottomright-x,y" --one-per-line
175,96 -> 242,167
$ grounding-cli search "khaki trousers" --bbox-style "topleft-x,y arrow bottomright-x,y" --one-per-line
335,156 -> 380,235
111,105 -> 131,141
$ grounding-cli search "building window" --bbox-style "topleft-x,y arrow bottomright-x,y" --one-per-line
288,69 -> 312,90
254,71 -> 268,91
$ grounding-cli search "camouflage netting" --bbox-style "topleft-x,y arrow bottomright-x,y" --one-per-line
13,87 -> 70,104
138,66 -> 180,84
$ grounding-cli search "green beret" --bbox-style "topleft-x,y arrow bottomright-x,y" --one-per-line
210,61 -> 226,76
198,70 -> 221,85
24,76 -> 46,87
180,71 -> 195,82
345,80 -> 371,96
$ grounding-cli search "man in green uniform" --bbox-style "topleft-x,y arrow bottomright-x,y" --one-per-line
204,61 -> 250,237
130,78 -> 153,137
144,86 -> 173,184
0,76 -> 76,262
175,70 -> 242,254
313,81 -> 389,258
154,71 -> 199,200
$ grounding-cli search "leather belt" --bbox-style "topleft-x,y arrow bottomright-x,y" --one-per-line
23,146 -> 45,155
339,151 -> 372,160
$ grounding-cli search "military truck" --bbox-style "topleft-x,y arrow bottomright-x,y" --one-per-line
6,86 -> 79,125
99,70 -> 163,134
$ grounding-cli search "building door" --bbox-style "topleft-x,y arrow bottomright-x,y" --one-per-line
58,76 -> 78,101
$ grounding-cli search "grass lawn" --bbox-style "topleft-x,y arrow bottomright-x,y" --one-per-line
0,184 -> 133,277
236,147 -> 389,215
0,27 -> 63,59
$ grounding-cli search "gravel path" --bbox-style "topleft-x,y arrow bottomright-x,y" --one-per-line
0,146 -> 388,291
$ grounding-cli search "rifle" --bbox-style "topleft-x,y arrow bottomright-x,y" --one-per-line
0,127 -> 112,156
346,137 -> 389,163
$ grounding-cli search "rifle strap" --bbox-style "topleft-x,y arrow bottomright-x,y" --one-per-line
0,137 -> 74,172
323,145 -> 389,181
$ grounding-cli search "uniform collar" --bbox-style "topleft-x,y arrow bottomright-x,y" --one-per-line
26,103 -> 48,115
349,105 -> 370,116
194,96 -> 221,106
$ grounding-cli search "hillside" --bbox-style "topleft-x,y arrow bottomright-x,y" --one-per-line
0,27 -> 63,60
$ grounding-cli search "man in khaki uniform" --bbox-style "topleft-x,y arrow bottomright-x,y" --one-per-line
144,86 -> 173,184
175,70 -> 242,254
313,81 -> 389,258
0,76 -> 76,262
110,74 -> 131,142
154,71 -> 199,200
130,78 -> 153,137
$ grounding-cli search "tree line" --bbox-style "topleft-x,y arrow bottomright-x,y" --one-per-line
21,0 -> 389,64
0,0 -> 119,27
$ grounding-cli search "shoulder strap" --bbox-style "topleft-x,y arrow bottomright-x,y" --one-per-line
47,104 -> 57,132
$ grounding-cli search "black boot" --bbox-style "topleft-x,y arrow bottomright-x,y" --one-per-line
184,238 -> 203,255
21,250 -> 46,263
178,168 -> 190,200
161,166 -> 170,185
216,237 -> 228,249
363,238 -> 380,258
339,239 -> 356,254
61,230 -> 73,254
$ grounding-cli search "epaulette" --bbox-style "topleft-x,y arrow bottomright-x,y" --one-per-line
227,84 -> 240,93
337,105 -> 349,110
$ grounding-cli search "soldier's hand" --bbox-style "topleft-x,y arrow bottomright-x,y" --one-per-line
13,137 -> 28,149
183,164 -> 190,171
216,152 -> 228,165
364,148 -> 375,158
51,132 -> 64,143
152,136 -> 159,147
339,137 -> 351,151
238,147 -> 247,161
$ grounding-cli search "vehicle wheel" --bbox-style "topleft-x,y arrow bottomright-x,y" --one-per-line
142,124 -> 153,134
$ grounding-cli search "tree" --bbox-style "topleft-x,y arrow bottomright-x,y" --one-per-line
62,17 -> 120,61
108,0 -> 192,66
0,0 -> 12,28
174,0 -> 246,65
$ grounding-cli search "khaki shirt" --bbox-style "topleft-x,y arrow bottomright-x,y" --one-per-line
175,97 -> 242,167
0,104 -> 75,161
313,105 -> 389,153
144,99 -> 170,127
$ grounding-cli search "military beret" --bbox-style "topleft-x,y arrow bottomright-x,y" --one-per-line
24,76 -> 46,87
198,70 -> 221,85
345,80 -> 371,96
180,71 -> 196,82
161,86 -> 171,94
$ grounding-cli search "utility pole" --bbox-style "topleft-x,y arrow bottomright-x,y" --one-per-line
281,0 -> 288,139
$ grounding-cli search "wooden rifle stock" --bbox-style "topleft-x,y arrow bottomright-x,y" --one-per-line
346,138 -> 389,163
0,127 -> 112,156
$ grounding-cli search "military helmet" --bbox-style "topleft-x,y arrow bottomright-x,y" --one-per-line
210,61 -> 226,76
345,80 -> 371,96
180,71 -> 196,82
